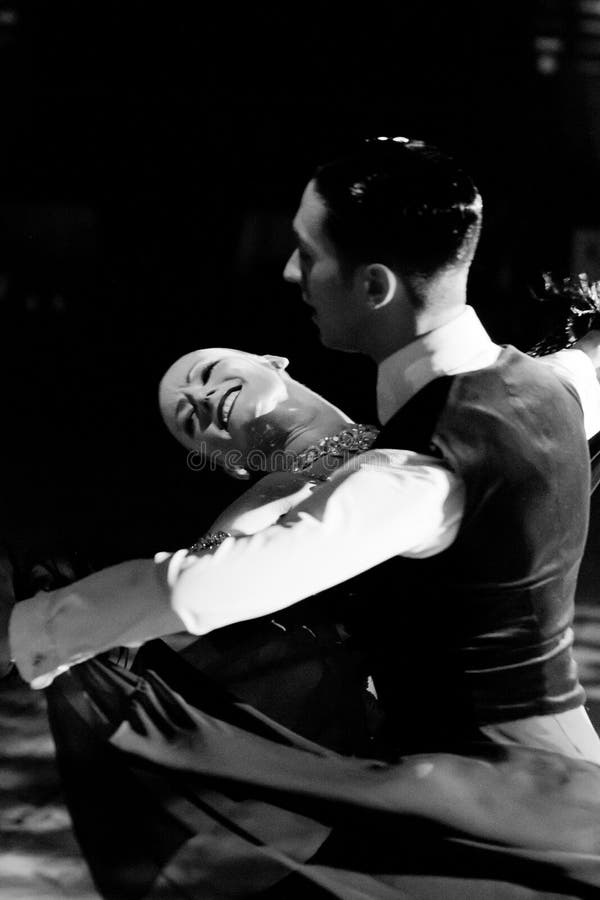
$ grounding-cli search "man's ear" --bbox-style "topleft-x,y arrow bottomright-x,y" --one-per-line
262,354 -> 290,371
364,264 -> 397,309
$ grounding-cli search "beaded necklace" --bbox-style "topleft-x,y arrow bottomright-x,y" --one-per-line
290,423 -> 379,472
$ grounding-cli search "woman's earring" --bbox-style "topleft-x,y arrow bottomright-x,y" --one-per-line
226,465 -> 250,481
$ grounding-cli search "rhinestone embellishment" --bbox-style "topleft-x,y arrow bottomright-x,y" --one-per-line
291,424 -> 379,473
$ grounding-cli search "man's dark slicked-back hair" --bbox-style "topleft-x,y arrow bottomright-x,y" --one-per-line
313,138 -> 482,278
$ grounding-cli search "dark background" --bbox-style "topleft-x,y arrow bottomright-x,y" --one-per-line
0,0 -> 598,567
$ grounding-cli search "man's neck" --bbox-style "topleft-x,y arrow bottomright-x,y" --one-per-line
375,304 -> 499,425
364,271 -> 469,364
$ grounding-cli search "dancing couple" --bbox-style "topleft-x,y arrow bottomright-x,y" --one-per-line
4,137 -> 600,898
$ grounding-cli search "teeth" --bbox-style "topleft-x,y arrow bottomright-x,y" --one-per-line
221,390 -> 240,428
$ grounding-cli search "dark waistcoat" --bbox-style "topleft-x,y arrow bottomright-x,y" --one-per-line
349,346 -> 590,752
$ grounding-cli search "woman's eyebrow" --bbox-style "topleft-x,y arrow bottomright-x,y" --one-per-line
187,359 -> 218,384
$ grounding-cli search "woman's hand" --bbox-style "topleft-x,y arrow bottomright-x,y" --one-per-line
573,328 -> 600,372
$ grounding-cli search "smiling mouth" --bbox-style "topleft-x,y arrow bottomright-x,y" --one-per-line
217,387 -> 242,430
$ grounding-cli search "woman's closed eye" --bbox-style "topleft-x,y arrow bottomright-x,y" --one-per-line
202,360 -> 218,384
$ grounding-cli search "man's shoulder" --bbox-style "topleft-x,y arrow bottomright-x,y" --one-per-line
455,345 -> 579,397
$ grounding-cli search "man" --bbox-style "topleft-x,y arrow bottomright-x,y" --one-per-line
6,138 -> 600,760
282,138 -> 600,757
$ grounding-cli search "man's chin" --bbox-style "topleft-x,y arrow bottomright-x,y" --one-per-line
318,330 -> 361,354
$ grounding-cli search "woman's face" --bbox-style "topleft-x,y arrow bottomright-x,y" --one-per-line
159,348 -> 293,465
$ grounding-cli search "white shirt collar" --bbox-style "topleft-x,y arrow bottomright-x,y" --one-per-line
376,306 -> 501,425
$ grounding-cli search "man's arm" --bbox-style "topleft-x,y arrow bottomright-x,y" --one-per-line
10,449 -> 464,687
168,449 -> 463,635
9,558 -> 185,687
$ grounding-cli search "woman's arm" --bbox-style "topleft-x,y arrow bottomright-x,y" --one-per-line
541,341 -> 600,439
206,471 -> 317,537
574,329 -> 600,371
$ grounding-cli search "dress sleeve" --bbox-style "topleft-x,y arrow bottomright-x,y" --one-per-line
541,349 -> 600,439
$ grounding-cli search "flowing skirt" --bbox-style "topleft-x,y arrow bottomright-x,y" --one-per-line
45,639 -> 600,899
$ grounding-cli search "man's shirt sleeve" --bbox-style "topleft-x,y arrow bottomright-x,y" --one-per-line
10,449 -> 464,687
9,559 -> 185,688
169,449 -> 463,634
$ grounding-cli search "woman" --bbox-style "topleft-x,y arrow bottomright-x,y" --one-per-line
45,349 -> 387,898
43,332 -> 600,898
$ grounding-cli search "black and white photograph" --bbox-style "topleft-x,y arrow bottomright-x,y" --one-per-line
3,3 -> 600,898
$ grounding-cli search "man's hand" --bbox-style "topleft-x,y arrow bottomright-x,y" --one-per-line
0,550 -> 91,681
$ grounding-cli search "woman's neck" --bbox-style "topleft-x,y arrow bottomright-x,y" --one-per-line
241,379 -> 363,475
282,408 -> 355,460
247,384 -> 356,473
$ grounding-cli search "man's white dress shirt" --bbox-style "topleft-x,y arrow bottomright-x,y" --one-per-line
10,308 -> 600,692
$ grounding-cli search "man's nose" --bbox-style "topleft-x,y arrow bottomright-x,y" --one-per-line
283,249 -> 301,283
